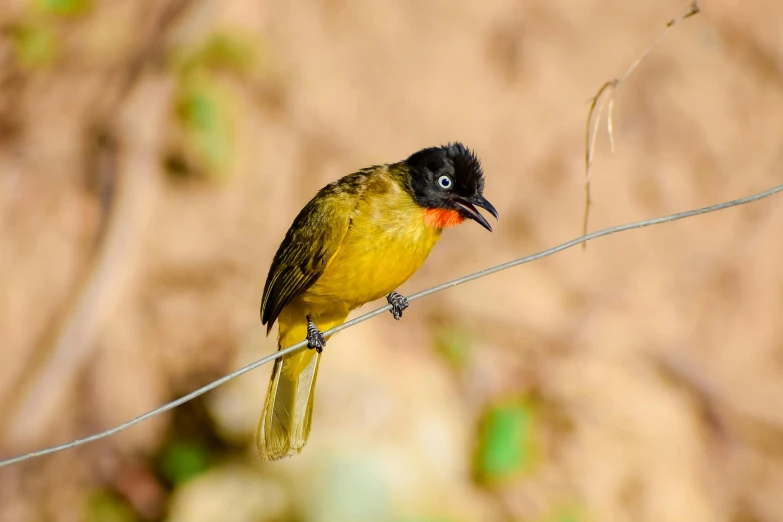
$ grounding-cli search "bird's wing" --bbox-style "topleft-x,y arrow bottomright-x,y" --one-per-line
260,177 -> 364,331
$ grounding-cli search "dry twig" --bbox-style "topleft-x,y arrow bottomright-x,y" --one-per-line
582,1 -> 700,248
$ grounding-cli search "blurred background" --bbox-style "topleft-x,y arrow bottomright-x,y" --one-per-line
1,0 -> 783,521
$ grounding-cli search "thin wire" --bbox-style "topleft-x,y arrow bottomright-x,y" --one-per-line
2,182 -> 782,468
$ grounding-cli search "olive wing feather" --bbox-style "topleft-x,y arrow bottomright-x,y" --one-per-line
260,181 -> 361,331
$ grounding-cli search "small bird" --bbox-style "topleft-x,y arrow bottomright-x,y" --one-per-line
256,142 -> 498,460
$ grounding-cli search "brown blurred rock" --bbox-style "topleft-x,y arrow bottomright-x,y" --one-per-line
166,462 -> 289,522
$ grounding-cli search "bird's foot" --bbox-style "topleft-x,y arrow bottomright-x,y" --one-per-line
306,316 -> 326,353
387,291 -> 409,320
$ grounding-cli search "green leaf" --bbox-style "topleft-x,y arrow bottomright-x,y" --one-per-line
37,0 -> 92,16
85,490 -> 137,522
159,441 -> 210,485
475,399 -> 540,484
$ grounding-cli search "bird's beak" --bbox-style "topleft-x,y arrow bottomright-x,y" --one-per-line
454,195 -> 499,232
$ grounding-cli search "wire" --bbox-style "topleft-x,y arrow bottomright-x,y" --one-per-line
1,182 -> 782,468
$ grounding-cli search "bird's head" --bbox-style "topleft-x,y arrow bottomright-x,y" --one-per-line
404,142 -> 499,231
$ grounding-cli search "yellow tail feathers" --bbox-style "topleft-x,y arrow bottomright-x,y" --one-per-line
255,346 -> 321,460
255,313 -> 345,460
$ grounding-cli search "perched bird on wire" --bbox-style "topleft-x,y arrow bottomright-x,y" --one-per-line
256,142 -> 498,460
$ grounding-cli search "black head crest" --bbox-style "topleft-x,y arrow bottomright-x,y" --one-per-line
403,142 -> 497,230
404,142 -> 486,206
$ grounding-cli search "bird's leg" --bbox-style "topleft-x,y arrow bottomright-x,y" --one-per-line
305,315 -> 326,353
386,291 -> 409,320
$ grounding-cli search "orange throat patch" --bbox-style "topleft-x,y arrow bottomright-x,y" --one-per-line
424,208 -> 464,229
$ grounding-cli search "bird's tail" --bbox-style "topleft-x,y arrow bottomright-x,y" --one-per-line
255,315 -> 343,460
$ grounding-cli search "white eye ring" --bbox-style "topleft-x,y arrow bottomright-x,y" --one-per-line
437,175 -> 453,189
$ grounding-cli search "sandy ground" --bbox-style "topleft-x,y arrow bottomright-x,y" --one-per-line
1,1 -> 783,521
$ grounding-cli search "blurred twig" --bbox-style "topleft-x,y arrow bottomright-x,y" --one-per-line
1,180 -> 782,468
1,78 -> 173,449
654,351 -> 783,522
655,351 -> 783,450
582,1 -> 700,248
653,351 -> 732,438
0,0 -> 195,450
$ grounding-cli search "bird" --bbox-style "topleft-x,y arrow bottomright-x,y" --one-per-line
255,142 -> 498,460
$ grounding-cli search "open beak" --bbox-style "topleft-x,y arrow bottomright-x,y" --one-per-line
454,195 -> 499,232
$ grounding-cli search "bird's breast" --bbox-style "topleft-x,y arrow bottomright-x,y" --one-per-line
301,183 -> 442,311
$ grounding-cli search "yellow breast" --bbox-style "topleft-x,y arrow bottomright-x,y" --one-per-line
300,173 -> 442,312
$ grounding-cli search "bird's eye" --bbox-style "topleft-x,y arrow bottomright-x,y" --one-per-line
437,175 -> 453,189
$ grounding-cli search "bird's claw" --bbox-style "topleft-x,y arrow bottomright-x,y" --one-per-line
387,291 -> 409,320
306,316 -> 326,353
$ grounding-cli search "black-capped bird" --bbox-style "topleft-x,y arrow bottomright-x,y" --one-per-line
257,142 -> 497,460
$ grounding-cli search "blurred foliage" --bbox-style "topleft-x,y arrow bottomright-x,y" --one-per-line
10,0 -> 94,69
85,490 -> 138,522
172,32 -> 259,77
169,31 -> 262,181
400,516 -> 456,522
474,398 -> 541,485
9,21 -> 58,68
159,441 -> 211,486
539,504 -> 589,522
434,325 -> 474,369
35,0 -> 93,17
174,74 -> 235,179
154,398 -> 241,490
